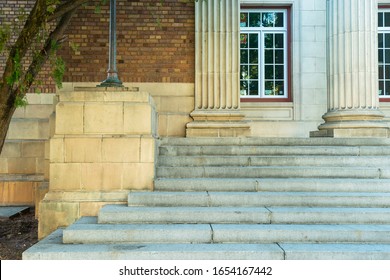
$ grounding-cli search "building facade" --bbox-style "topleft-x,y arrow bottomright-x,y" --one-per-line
59,0 -> 390,138
2,0 -> 390,237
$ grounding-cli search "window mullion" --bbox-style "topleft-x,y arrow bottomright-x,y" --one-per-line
260,30 -> 264,98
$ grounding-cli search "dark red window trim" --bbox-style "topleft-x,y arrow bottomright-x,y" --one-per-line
240,5 -> 292,103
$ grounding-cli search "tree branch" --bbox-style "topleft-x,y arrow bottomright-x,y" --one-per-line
16,9 -> 77,96
48,0 -> 89,22
1,0 -> 47,103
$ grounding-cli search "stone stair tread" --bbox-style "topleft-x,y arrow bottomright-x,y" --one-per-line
159,137 -> 390,147
158,155 -> 390,167
23,229 -> 285,260
130,191 -> 390,197
23,229 -> 390,260
128,191 -> 390,207
157,166 -> 384,179
97,204 -> 390,225
69,220 -> 390,230
24,229 -> 390,259
160,145 -> 390,156
98,205 -> 272,224
154,178 -> 390,192
159,146 -> 362,156
63,223 -> 390,244
63,223 -> 213,244
100,204 -> 390,213
281,243 -> 390,260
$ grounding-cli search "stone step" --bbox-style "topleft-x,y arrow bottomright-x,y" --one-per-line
128,191 -> 390,208
98,205 -> 271,224
159,145 -> 390,157
63,218 -> 213,244
98,205 -> 390,225
154,178 -> 390,192
212,224 -> 390,243
156,166 -> 387,179
23,229 -> 390,259
62,217 -> 390,244
158,155 -> 390,167
159,145 -> 362,156
159,137 -> 390,147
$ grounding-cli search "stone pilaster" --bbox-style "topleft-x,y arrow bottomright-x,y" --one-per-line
186,0 -> 250,137
311,0 -> 389,138
38,87 -> 158,238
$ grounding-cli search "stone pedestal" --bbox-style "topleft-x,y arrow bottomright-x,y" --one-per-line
186,0 -> 250,137
311,0 -> 389,138
38,87 -> 158,238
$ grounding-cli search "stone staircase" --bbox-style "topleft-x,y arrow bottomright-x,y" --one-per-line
23,137 -> 390,259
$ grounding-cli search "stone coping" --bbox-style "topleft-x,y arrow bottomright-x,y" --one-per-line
58,90 -> 154,105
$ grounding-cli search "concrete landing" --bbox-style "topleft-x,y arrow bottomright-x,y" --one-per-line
0,206 -> 29,220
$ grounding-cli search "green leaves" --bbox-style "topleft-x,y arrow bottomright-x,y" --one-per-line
47,0 -> 61,14
69,41 -> 80,53
95,0 -> 108,14
52,56 -> 65,89
6,50 -> 22,86
14,95 -> 28,108
0,25 -> 11,54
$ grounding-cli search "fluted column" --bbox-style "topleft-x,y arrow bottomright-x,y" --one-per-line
187,0 -> 250,137
313,0 -> 389,137
195,0 -> 239,110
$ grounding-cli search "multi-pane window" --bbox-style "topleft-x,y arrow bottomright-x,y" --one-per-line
379,10 -> 390,99
240,9 -> 288,99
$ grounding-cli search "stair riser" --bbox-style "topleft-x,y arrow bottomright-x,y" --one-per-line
63,228 -> 390,244
63,228 -> 212,244
98,211 -> 271,224
156,167 -> 383,179
158,156 -> 390,167
98,212 -> 390,225
159,137 -> 390,147
154,179 -> 390,192
213,230 -> 390,243
160,146 -> 390,156
128,194 -> 390,208
159,146 -> 361,156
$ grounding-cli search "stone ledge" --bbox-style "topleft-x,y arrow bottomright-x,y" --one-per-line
59,89 -> 153,104
44,191 -> 129,202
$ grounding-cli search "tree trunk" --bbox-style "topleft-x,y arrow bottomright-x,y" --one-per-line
0,93 -> 16,154
0,7 -> 78,155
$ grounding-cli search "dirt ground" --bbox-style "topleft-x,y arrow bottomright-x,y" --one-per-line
0,208 -> 38,260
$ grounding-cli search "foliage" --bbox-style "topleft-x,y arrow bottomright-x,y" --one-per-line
52,56 -> 65,89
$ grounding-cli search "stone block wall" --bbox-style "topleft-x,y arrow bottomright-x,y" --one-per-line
38,88 -> 159,238
0,94 -> 55,207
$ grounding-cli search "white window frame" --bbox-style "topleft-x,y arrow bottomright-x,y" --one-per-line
378,8 -> 390,100
240,9 -> 289,99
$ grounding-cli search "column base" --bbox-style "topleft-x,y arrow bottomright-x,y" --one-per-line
186,111 -> 251,137
311,109 -> 390,138
310,128 -> 390,138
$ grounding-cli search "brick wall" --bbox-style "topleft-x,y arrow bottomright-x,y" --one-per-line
0,0 -> 57,92
0,0 -> 196,91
